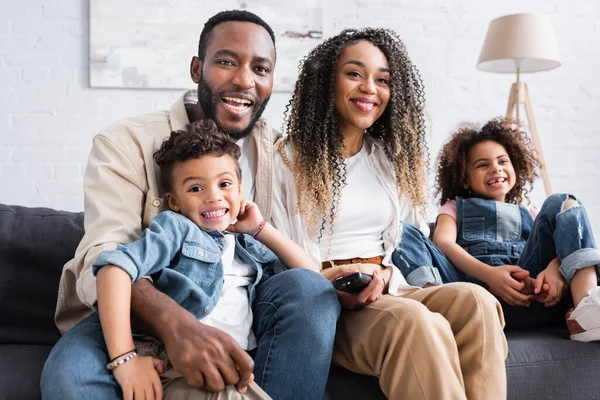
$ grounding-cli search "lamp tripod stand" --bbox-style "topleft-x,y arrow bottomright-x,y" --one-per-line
505,67 -> 553,196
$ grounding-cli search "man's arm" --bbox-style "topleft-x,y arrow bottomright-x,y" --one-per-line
66,133 -> 148,317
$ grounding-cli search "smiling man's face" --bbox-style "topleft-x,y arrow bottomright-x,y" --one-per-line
191,21 -> 275,139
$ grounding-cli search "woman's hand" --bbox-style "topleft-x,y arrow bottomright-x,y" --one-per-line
533,258 -> 567,307
484,265 -> 533,307
113,355 -> 164,400
227,200 -> 264,235
334,269 -> 385,310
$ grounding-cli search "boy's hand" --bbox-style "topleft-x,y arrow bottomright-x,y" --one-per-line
485,265 -> 533,307
113,355 -> 163,400
227,200 -> 264,235
333,270 -> 385,310
533,258 -> 567,307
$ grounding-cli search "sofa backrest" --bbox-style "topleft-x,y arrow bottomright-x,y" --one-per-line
0,204 -> 84,345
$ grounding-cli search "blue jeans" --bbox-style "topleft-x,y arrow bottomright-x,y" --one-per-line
394,194 -> 600,329
40,269 -> 340,399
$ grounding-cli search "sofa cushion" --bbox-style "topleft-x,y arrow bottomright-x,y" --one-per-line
326,365 -> 385,399
506,327 -> 600,400
0,204 -> 84,345
0,344 -> 53,400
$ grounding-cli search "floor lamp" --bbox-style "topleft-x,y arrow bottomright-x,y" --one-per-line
477,13 -> 561,196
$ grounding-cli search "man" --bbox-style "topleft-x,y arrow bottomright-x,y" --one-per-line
41,10 -> 340,399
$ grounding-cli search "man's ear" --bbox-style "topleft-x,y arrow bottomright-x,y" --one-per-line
166,192 -> 181,212
190,56 -> 202,84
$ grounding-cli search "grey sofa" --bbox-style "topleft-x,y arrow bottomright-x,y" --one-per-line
2,203 -> 600,400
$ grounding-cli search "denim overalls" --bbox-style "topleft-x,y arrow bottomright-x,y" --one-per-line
393,193 -> 600,328
456,196 -> 532,268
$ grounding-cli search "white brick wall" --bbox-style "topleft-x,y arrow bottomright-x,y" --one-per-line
2,0 -> 600,237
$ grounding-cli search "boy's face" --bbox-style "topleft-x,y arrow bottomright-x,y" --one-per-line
166,154 -> 241,232
466,140 -> 516,202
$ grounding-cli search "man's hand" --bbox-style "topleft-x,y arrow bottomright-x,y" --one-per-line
227,200 -> 264,235
131,276 -> 254,394
333,269 -> 385,311
484,265 -> 533,307
532,258 -> 567,307
162,313 -> 254,393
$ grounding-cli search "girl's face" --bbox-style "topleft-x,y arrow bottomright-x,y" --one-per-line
334,40 -> 391,137
466,140 -> 516,202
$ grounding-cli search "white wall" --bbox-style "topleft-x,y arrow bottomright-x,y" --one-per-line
1,0 -> 600,235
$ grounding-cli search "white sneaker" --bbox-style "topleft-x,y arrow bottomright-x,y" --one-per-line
567,287 -> 600,342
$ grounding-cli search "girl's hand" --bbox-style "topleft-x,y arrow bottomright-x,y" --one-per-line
485,265 -> 533,307
113,355 -> 164,400
511,270 -> 550,295
333,269 -> 385,310
227,200 -> 264,235
533,258 -> 567,307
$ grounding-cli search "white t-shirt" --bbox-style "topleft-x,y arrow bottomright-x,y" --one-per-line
318,143 -> 395,261
237,136 -> 256,202
199,234 -> 257,350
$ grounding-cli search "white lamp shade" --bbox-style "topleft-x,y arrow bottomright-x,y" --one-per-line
477,13 -> 561,73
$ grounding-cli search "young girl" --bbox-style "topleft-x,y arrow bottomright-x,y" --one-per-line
395,117 -> 600,341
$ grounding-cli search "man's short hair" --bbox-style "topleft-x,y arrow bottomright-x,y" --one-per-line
197,10 -> 276,60
154,120 -> 242,192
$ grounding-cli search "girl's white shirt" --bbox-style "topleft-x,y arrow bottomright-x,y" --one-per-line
271,136 -> 430,295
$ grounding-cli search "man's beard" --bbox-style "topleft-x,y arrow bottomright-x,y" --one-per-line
197,77 -> 270,140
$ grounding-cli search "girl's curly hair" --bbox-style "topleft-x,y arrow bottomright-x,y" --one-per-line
154,119 -> 241,192
436,117 -> 540,205
278,28 -> 428,238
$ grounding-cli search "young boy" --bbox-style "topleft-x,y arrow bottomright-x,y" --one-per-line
92,120 -> 318,399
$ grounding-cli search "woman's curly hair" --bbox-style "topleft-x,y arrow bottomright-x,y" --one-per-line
278,27 -> 428,238
154,119 -> 241,192
436,117 -> 540,205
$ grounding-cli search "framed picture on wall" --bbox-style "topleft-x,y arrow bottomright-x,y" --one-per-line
89,0 -> 323,91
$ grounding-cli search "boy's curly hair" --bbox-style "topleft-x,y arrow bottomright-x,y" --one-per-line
278,27 -> 428,238
154,119 -> 241,192
436,117 -> 540,205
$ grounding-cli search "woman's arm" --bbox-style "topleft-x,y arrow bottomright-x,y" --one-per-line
433,214 -> 532,306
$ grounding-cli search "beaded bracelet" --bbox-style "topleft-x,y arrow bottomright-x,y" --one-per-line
109,348 -> 137,363
106,352 -> 138,371
252,220 -> 267,238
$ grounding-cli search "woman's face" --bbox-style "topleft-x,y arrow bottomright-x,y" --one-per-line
334,40 -> 391,136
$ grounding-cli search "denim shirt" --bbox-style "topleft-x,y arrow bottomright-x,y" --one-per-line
456,197 -> 533,266
92,211 -> 279,320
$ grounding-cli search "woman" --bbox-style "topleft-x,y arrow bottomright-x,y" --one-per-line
271,28 -> 508,399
